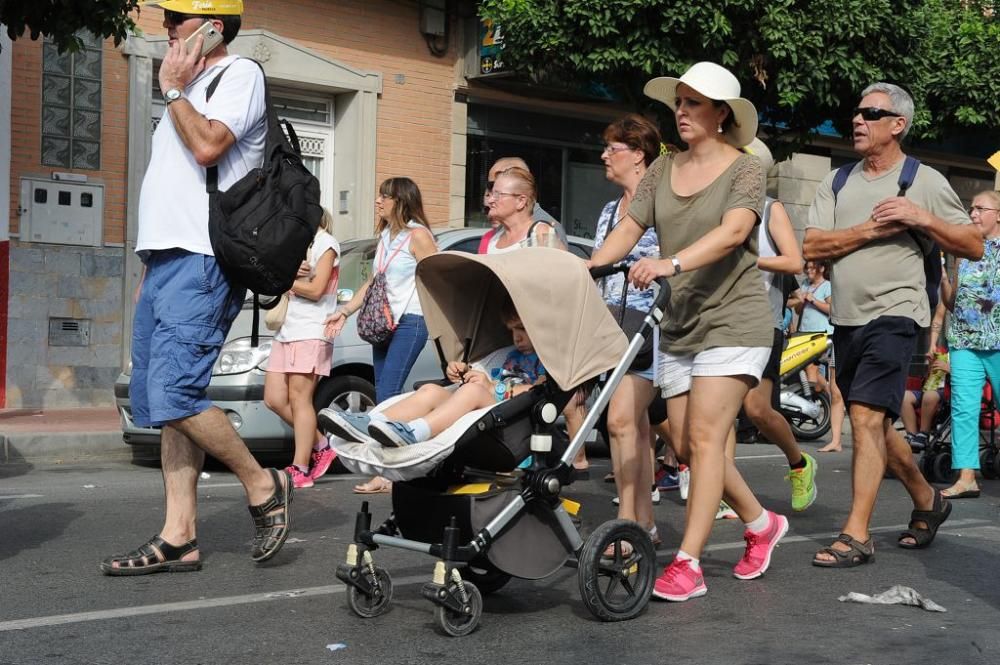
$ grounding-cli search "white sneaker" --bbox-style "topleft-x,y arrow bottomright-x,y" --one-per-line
678,465 -> 690,502
612,488 -> 661,506
715,500 -> 738,520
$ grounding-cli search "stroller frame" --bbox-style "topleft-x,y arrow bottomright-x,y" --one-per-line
335,264 -> 669,636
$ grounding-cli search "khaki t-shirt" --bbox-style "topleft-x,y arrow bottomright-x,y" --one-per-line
805,158 -> 968,328
629,153 -> 774,354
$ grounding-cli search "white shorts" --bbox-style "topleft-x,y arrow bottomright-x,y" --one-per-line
657,346 -> 771,399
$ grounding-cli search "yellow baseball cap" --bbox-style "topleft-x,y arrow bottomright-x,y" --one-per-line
142,0 -> 244,15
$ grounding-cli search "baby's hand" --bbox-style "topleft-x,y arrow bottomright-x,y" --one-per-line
463,371 -> 490,387
446,361 -> 470,383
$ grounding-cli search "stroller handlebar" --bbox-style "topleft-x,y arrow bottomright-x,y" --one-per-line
589,262 -> 671,313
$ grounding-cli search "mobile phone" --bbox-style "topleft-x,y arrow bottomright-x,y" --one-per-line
184,21 -> 224,59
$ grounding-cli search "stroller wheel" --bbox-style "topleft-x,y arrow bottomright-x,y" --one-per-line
460,560 -> 512,595
434,581 -> 482,637
578,519 -> 655,622
931,452 -> 958,485
346,566 -> 393,618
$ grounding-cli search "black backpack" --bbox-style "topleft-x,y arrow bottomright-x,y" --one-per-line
831,156 -> 942,311
204,59 -> 323,299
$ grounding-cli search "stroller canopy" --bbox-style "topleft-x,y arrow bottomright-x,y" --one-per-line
416,248 -> 627,390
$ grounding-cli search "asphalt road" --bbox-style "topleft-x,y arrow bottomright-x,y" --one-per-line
2,442 -> 999,665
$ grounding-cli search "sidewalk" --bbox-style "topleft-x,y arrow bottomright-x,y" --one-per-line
0,407 -> 126,463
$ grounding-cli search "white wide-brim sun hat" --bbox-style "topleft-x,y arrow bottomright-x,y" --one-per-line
644,61 -> 758,148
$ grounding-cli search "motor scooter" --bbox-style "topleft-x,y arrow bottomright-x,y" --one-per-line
778,332 -> 833,440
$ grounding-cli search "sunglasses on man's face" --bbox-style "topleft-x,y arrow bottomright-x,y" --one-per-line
853,107 -> 902,121
164,9 -> 198,25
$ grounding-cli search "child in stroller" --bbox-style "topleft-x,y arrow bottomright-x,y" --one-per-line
324,294 -> 547,448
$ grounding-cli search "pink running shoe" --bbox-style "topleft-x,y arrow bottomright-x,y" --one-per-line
310,445 -> 337,481
733,511 -> 789,580
285,465 -> 314,489
652,558 -> 707,602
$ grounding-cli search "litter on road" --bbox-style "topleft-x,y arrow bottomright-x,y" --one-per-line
839,585 -> 947,612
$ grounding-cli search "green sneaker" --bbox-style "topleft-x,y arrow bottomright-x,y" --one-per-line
787,453 -> 817,512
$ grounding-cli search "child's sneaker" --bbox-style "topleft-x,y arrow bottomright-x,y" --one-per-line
715,500 -> 738,520
368,420 -> 419,448
655,469 -> 680,491
678,464 -> 690,502
611,487 -> 662,506
285,464 -> 314,489
319,409 -> 372,443
309,444 -> 337,481
733,511 -> 789,580
652,558 -> 707,602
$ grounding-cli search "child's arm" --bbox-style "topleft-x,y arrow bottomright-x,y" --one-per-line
291,248 -> 336,301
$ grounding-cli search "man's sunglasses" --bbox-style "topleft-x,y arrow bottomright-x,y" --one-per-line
853,107 -> 902,121
164,9 -> 199,25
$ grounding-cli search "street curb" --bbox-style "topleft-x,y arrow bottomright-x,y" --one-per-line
0,431 -> 128,463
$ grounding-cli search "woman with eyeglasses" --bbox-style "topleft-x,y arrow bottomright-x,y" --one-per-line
938,190 -> 1000,499
593,114 -> 670,547
324,177 -> 438,495
589,62 -> 787,602
483,167 -> 564,252
792,260 -> 846,453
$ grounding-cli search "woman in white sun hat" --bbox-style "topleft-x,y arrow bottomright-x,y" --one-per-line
590,61 -> 788,602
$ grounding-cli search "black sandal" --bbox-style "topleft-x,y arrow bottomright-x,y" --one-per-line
898,492 -> 951,549
249,468 -> 292,562
812,533 -> 875,568
100,535 -> 202,576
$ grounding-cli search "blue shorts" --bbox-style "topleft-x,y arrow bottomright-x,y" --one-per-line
130,250 -> 245,427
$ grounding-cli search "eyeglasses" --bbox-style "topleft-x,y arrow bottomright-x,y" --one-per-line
486,190 -> 523,201
969,205 -> 1000,215
164,9 -> 199,25
602,144 -> 632,156
853,107 -> 902,121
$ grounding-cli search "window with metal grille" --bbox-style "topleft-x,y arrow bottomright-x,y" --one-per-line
41,32 -> 103,170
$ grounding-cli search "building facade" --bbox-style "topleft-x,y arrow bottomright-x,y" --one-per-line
3,3 -> 997,407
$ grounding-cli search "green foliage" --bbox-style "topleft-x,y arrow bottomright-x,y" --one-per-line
478,0 -> 1000,148
2,0 -> 141,53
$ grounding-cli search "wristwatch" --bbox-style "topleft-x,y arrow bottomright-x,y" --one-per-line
164,88 -> 184,105
669,255 -> 683,276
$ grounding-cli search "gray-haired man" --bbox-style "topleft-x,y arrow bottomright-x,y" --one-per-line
803,82 -> 982,567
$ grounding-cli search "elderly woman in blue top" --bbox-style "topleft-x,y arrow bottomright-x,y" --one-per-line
939,189 -> 1000,499
593,114 -> 665,547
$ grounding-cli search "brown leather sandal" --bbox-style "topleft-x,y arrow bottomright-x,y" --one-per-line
100,535 -> 202,576
249,468 -> 293,562
899,492 -> 951,549
812,533 -> 875,568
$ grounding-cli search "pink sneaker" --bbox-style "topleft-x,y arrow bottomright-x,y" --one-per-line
285,465 -> 314,489
309,445 -> 337,481
652,558 -> 707,602
733,511 -> 789,580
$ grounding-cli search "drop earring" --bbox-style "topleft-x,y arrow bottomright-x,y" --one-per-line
635,164 -> 640,175
717,124 -> 724,134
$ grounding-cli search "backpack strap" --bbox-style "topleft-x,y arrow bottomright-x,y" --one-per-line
831,162 -> 855,199
204,61 -> 235,195
897,155 -> 921,195
527,219 -> 554,244
376,232 -> 412,273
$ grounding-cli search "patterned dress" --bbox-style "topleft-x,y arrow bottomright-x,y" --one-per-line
594,198 -> 660,311
949,237 -> 1000,351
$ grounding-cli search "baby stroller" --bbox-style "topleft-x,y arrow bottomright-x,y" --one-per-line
329,249 -> 669,635
917,380 -> 1000,483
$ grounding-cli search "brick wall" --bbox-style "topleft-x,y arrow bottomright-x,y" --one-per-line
131,0 -> 459,230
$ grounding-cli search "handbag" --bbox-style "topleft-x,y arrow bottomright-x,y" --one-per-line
357,232 -> 411,346
264,293 -> 289,331
601,198 -> 654,371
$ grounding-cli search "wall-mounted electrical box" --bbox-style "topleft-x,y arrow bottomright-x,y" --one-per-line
19,177 -> 104,246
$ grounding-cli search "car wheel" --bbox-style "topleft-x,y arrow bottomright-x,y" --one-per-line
313,375 -> 377,415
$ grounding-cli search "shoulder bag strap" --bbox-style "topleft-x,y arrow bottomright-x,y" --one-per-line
377,232 -> 412,273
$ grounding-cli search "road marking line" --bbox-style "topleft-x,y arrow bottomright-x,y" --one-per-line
0,494 -> 43,500
2,518 -> 991,633
734,453 -> 788,460
0,574 -> 427,632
